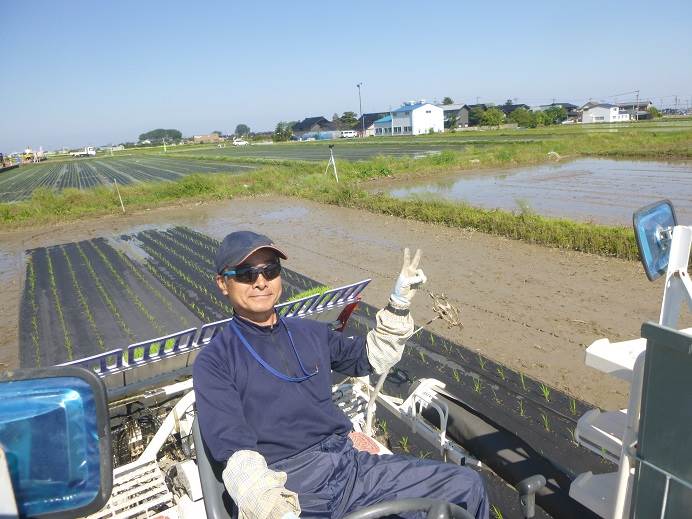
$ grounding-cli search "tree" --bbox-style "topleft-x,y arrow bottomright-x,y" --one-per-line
138,129 -> 182,143
508,107 -> 533,128
543,106 -> 568,125
480,107 -> 505,128
340,111 -> 358,128
446,114 -> 459,130
647,106 -> 662,118
273,122 -> 293,142
468,107 -> 486,126
235,124 -> 250,136
211,130 -> 223,136
442,96 -> 454,105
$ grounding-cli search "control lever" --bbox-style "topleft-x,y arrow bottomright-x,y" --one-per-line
516,474 -> 546,518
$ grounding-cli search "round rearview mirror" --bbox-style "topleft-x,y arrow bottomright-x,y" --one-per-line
633,200 -> 677,282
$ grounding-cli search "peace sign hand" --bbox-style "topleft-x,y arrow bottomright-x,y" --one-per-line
390,248 -> 427,310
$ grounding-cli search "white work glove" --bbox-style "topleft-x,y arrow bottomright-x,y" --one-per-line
222,450 -> 301,519
389,248 -> 427,310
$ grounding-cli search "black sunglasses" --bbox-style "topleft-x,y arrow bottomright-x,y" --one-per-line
221,262 -> 282,283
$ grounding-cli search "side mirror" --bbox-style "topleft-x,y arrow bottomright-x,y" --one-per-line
633,200 -> 677,281
0,367 -> 112,518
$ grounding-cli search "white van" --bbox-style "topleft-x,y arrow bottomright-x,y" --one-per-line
340,130 -> 358,138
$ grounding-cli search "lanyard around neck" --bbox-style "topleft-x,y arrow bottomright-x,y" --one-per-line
229,317 -> 319,382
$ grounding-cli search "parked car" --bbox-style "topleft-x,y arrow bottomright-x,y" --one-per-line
232,139 -> 249,146
340,130 -> 358,138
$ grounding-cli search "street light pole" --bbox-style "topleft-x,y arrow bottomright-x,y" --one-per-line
357,82 -> 364,136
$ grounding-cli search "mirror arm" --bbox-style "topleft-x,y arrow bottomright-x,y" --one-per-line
0,446 -> 19,518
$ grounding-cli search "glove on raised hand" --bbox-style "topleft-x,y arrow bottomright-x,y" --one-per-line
389,248 -> 427,310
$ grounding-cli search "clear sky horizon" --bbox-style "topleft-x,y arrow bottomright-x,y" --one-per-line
1,0 -> 691,152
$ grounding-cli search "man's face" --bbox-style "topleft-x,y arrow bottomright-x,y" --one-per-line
216,248 -> 282,318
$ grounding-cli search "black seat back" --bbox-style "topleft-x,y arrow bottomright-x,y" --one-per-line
192,416 -> 238,519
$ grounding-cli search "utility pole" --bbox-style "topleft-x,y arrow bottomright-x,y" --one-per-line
635,90 -> 640,121
356,83 -> 364,136
163,137 -> 167,153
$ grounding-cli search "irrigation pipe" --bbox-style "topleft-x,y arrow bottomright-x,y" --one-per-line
114,178 -> 125,213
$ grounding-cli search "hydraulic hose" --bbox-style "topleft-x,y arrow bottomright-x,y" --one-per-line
421,393 -> 599,519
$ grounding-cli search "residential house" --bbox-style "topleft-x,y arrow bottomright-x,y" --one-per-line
581,104 -> 630,123
390,101 -> 444,135
617,100 -> 653,120
436,103 -> 467,129
292,117 -> 336,137
457,104 -> 488,127
354,112 -> 388,136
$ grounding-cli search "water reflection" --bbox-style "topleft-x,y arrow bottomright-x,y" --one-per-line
387,158 -> 692,225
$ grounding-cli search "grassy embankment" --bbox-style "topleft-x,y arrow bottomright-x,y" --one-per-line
1,129 -> 690,261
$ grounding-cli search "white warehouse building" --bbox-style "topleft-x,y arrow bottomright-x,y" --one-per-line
374,101 -> 444,136
581,103 -> 630,123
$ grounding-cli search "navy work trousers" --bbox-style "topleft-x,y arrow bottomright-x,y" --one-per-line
270,434 -> 488,519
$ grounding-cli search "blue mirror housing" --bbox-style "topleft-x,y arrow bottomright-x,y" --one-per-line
633,200 -> 677,282
0,367 -> 112,518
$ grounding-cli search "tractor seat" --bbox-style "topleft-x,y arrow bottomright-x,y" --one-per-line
192,416 -> 238,519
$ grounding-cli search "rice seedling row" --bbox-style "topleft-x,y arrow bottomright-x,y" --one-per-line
0,156 -> 252,202
18,238 -> 197,366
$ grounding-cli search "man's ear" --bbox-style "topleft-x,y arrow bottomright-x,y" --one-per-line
216,275 -> 228,296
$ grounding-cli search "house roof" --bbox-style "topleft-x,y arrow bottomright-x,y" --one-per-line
436,103 -> 466,112
356,112 -> 389,128
496,104 -> 530,115
374,115 -> 392,124
392,102 -> 434,113
460,104 -> 488,111
292,116 -> 329,132
585,103 -> 617,109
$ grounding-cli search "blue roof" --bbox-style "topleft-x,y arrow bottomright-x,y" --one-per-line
374,114 -> 392,124
392,102 -> 426,113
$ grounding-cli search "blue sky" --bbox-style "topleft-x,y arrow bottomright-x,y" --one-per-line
1,0 -> 690,151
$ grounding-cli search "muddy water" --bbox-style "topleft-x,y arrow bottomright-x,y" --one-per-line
387,158 -> 692,225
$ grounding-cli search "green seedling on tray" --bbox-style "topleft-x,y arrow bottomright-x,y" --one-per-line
418,450 -> 432,460
519,371 -> 528,391
539,383 -> 551,402
477,353 -> 487,370
452,369 -> 461,383
46,250 -> 74,360
540,413 -> 551,432
473,378 -> 482,393
496,366 -> 506,381
398,436 -> 410,453
491,388 -> 502,404
418,350 -> 428,364
568,427 -> 578,445
518,399 -> 526,417
569,397 -> 577,416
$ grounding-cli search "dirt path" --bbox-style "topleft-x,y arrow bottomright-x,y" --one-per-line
0,196 -> 669,408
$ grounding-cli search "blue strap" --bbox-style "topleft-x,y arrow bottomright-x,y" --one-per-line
228,318 -> 318,382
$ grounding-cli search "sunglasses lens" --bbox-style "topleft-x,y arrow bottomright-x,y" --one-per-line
233,263 -> 281,283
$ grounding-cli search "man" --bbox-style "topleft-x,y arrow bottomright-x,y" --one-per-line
193,231 -> 488,519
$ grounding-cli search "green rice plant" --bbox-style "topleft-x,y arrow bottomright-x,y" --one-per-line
45,250 -> 74,360
518,399 -> 526,417
519,371 -> 528,392
378,419 -> 388,436
540,413 -> 551,432
452,369 -> 461,383
76,243 -> 134,341
26,257 -> 41,366
491,388 -> 502,404
496,366 -> 506,381
90,241 -> 163,334
429,332 -> 436,345
473,378 -> 482,393
490,504 -> 504,519
477,353 -> 487,370
569,397 -> 578,416
286,285 -> 330,302
568,427 -> 578,445
398,436 -> 410,453
62,246 -> 105,351
418,450 -> 432,460
539,383 -> 551,402
418,350 -> 428,365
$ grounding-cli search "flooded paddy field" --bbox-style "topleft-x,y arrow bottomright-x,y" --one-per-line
385,158 -> 692,225
0,155 -> 255,202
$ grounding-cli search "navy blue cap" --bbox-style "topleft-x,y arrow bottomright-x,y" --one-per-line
214,231 -> 287,274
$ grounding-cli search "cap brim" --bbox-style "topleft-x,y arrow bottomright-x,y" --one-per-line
235,245 -> 288,266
